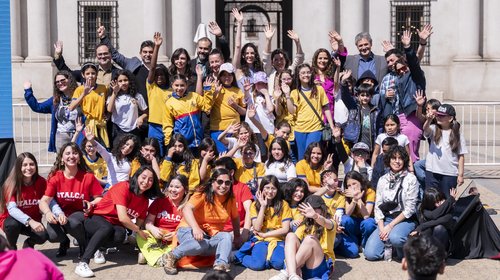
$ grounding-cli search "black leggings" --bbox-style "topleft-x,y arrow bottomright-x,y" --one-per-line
46,211 -> 86,249
82,215 -> 126,263
3,216 -> 48,249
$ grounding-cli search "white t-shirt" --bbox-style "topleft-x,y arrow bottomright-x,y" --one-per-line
343,157 -> 373,181
265,161 -> 297,183
95,140 -> 131,186
226,137 -> 262,162
425,125 -> 468,176
334,90 -> 349,125
375,132 -> 410,153
245,93 -> 275,134
108,93 -> 148,132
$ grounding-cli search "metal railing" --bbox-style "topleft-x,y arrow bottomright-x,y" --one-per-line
12,102 -> 500,167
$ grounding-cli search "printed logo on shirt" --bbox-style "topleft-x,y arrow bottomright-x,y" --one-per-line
127,208 -> 140,219
18,199 -> 40,208
158,211 -> 181,222
57,192 -> 84,200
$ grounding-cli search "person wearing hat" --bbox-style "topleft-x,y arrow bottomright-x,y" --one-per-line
342,142 -> 373,181
423,104 -> 467,197
269,195 -> 336,280
205,62 -> 247,153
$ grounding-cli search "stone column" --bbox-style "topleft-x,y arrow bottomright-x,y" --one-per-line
293,0 -> 334,61
199,0 -> 216,44
144,0 -> 168,63
171,0 -> 195,55
24,0 -> 51,62
10,0 -> 23,62
454,0 -> 481,61
340,0 -> 365,53
483,0 -> 500,60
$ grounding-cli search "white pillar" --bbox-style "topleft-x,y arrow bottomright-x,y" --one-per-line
340,0 -> 365,53
293,0 -> 334,62
484,0 -> 500,60
454,0 -> 481,61
171,0 -> 196,55
199,0 -> 216,44
10,0 -> 23,62
24,0 -> 51,62
144,0 -> 168,63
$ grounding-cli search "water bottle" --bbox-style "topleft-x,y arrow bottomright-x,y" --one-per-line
384,241 -> 393,262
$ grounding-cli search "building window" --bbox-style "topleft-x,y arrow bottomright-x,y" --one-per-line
391,1 -> 431,65
78,1 -> 118,64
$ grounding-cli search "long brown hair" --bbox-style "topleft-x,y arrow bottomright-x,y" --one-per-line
53,70 -> 78,106
312,48 -> 335,78
433,119 -> 462,154
49,142 -> 92,179
0,153 -> 40,213
294,63 -> 318,99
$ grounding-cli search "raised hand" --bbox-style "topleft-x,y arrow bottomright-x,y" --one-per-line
83,78 -> 93,96
401,30 -> 412,48
425,110 -> 435,121
203,76 -> 215,88
381,40 -> 395,52
110,80 -> 120,94
232,8 -> 244,24
153,32 -> 163,46
417,24 -> 433,42
84,126 -> 95,141
340,69 -> 352,84
324,153 -> 334,170
196,64 -> 203,77
413,89 -> 426,107
287,30 -> 300,42
97,26 -> 106,39
255,190 -> 267,207
203,149 -> 215,163
208,21 -> 223,37
281,84 -> 291,95
243,78 -> 252,93
298,202 -> 316,219
328,30 -> 343,43
23,81 -> 32,90
247,104 -> 257,119
264,24 -> 276,40
332,125 -> 342,141
333,56 -> 341,67
54,41 -> 63,56
75,116 -> 84,133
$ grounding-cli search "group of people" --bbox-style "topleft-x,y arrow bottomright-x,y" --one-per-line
0,8 -> 478,280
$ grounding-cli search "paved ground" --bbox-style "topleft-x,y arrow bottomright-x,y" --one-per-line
9,174 -> 499,280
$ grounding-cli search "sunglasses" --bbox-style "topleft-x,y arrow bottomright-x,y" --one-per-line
54,79 -> 67,85
216,179 -> 232,186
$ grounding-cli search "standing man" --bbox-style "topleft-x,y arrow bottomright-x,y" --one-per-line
344,32 -> 387,84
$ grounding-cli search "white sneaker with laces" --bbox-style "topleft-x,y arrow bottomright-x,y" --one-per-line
269,269 -> 289,280
75,262 -> 94,278
94,250 -> 106,264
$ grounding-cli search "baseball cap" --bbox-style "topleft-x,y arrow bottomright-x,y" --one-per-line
436,104 -> 456,117
219,63 -> 235,74
253,71 -> 268,84
304,194 -> 326,209
351,142 -> 370,153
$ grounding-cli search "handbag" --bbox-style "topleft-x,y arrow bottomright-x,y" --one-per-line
298,89 -> 331,142
378,174 -> 406,216
343,109 -> 361,143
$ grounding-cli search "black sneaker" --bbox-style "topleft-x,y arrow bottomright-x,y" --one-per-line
56,239 -> 70,257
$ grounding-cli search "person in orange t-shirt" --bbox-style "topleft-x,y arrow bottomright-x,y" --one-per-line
162,168 -> 240,275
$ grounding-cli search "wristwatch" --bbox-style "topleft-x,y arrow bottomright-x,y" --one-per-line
25,218 -> 31,227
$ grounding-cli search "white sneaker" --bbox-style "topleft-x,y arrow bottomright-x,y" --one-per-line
75,262 -> 94,278
94,250 -> 106,264
269,270 -> 289,280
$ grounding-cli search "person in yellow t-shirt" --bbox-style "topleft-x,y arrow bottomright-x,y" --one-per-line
282,178 -> 309,232
235,175 -> 292,271
269,195 -> 335,280
336,171 -> 377,258
146,32 -> 171,157
207,63 -> 247,153
160,134 -> 201,193
233,144 -> 266,195
286,64 -> 335,160
81,137 -> 108,187
70,63 -> 109,147
296,142 -> 334,193
314,169 -> 346,223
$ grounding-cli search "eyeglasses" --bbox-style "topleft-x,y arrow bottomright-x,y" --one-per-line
243,151 -> 255,156
216,179 -> 232,186
55,79 -> 67,85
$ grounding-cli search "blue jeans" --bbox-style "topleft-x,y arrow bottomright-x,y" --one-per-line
171,227 -> 232,265
294,130 -> 322,160
425,171 -> 457,198
414,159 -> 426,189
235,239 -> 285,270
336,216 -> 377,258
364,218 -> 416,261
148,123 -> 165,157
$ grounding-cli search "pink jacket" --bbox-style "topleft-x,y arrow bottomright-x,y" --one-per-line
0,248 -> 64,280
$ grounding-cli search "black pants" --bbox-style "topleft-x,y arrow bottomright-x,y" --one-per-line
431,224 -> 450,252
82,215 -> 126,263
3,216 -> 48,249
111,122 -> 143,150
46,211 -> 86,249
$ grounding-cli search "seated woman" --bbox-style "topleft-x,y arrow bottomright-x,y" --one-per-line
77,166 -> 163,277
296,142 -> 334,193
270,195 -> 336,280
364,146 -> 419,261
235,175 -> 291,271
282,178 -> 309,232
0,153 -> 48,249
39,143 -> 103,258
137,174 -> 189,266
336,171 -> 377,258
233,143 -> 266,195
162,168 -> 240,275
265,137 -> 296,183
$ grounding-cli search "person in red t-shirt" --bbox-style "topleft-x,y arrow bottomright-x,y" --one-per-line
137,174 -> 189,266
39,142 -> 103,259
77,165 -> 163,277
214,157 -> 253,244
0,153 -> 48,249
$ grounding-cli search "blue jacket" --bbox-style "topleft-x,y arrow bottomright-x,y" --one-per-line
24,88 -> 57,152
